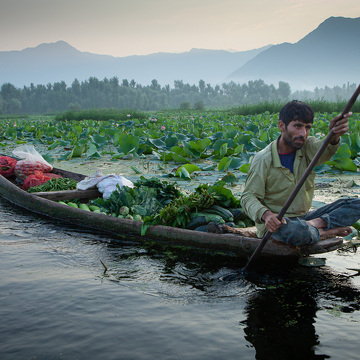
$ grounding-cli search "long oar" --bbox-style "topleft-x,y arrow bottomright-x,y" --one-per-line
242,84 -> 360,272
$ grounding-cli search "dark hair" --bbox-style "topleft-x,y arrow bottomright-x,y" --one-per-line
279,100 -> 314,126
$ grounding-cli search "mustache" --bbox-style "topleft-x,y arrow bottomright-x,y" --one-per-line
294,136 -> 305,141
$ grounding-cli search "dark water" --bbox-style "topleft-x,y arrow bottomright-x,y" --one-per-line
1,198 -> 360,360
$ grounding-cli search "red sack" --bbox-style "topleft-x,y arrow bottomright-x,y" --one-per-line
22,172 -> 63,191
13,145 -> 53,180
22,171 -> 52,191
15,161 -> 52,181
0,156 -> 17,178
43,173 -> 63,179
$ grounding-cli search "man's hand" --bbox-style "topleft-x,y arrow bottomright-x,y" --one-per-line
262,210 -> 286,233
329,112 -> 352,145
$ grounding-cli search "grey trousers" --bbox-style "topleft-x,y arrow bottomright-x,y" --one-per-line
270,198 -> 360,246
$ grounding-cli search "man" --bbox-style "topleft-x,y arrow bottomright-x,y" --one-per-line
240,100 -> 360,246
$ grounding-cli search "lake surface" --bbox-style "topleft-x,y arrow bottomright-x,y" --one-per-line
1,197 -> 360,360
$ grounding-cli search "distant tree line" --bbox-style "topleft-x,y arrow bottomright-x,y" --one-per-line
0,77 -> 357,115
0,78 -> 291,114
292,83 -> 359,103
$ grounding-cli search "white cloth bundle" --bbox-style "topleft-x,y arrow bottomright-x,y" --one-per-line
76,170 -> 134,199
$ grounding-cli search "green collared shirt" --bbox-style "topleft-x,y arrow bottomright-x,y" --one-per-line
240,136 -> 339,237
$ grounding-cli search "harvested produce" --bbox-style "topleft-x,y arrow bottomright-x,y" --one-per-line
27,177 -> 78,192
133,214 -> 142,221
142,182 -> 254,234
88,205 -> 100,211
92,176 -> 180,219
22,171 -> 57,191
79,203 -> 91,211
15,161 -> 52,180
67,202 -> 78,208
144,186 -> 216,231
186,213 -> 225,230
202,205 -> 234,222
0,156 -> 17,178
119,206 -> 130,216
49,174 -> 252,231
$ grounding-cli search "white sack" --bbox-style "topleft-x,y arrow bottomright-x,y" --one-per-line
97,175 -> 134,199
76,170 -> 134,199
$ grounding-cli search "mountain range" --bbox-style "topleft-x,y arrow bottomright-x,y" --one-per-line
227,16 -> 360,90
0,42 -> 269,89
0,16 -> 359,91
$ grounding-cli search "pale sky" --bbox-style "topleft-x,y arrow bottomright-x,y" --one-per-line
1,0 -> 359,57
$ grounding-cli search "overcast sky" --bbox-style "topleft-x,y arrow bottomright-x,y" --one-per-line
1,0 -> 359,57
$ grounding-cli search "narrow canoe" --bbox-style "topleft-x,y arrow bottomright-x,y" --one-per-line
0,166 -> 343,258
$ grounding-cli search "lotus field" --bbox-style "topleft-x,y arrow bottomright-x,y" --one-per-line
1,110 -> 360,190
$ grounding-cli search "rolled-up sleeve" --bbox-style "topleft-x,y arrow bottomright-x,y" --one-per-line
305,136 -> 339,163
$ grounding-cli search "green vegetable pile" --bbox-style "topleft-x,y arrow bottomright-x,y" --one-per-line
92,176 -> 181,220
146,186 -> 216,229
35,173 -> 254,235
141,182 -> 252,234
27,177 -> 78,192
89,176 -> 253,235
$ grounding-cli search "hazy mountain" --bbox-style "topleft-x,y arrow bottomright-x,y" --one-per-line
226,16 -> 360,90
0,41 -> 270,88
1,16 -> 358,91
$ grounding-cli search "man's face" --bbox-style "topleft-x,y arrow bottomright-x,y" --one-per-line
279,119 -> 312,150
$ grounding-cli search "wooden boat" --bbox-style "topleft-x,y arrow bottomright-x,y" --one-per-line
0,164 -> 344,259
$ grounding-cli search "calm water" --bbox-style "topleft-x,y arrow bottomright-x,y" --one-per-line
0,198 -> 360,360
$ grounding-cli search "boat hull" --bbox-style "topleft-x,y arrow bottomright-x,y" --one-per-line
0,172 -> 343,258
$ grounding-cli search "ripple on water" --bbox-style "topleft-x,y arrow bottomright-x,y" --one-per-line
1,198 -> 360,360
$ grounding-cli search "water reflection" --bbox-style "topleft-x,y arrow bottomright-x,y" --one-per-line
241,266 -> 359,360
1,198 -> 360,359
244,276 -> 324,359
109,244 -> 360,360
